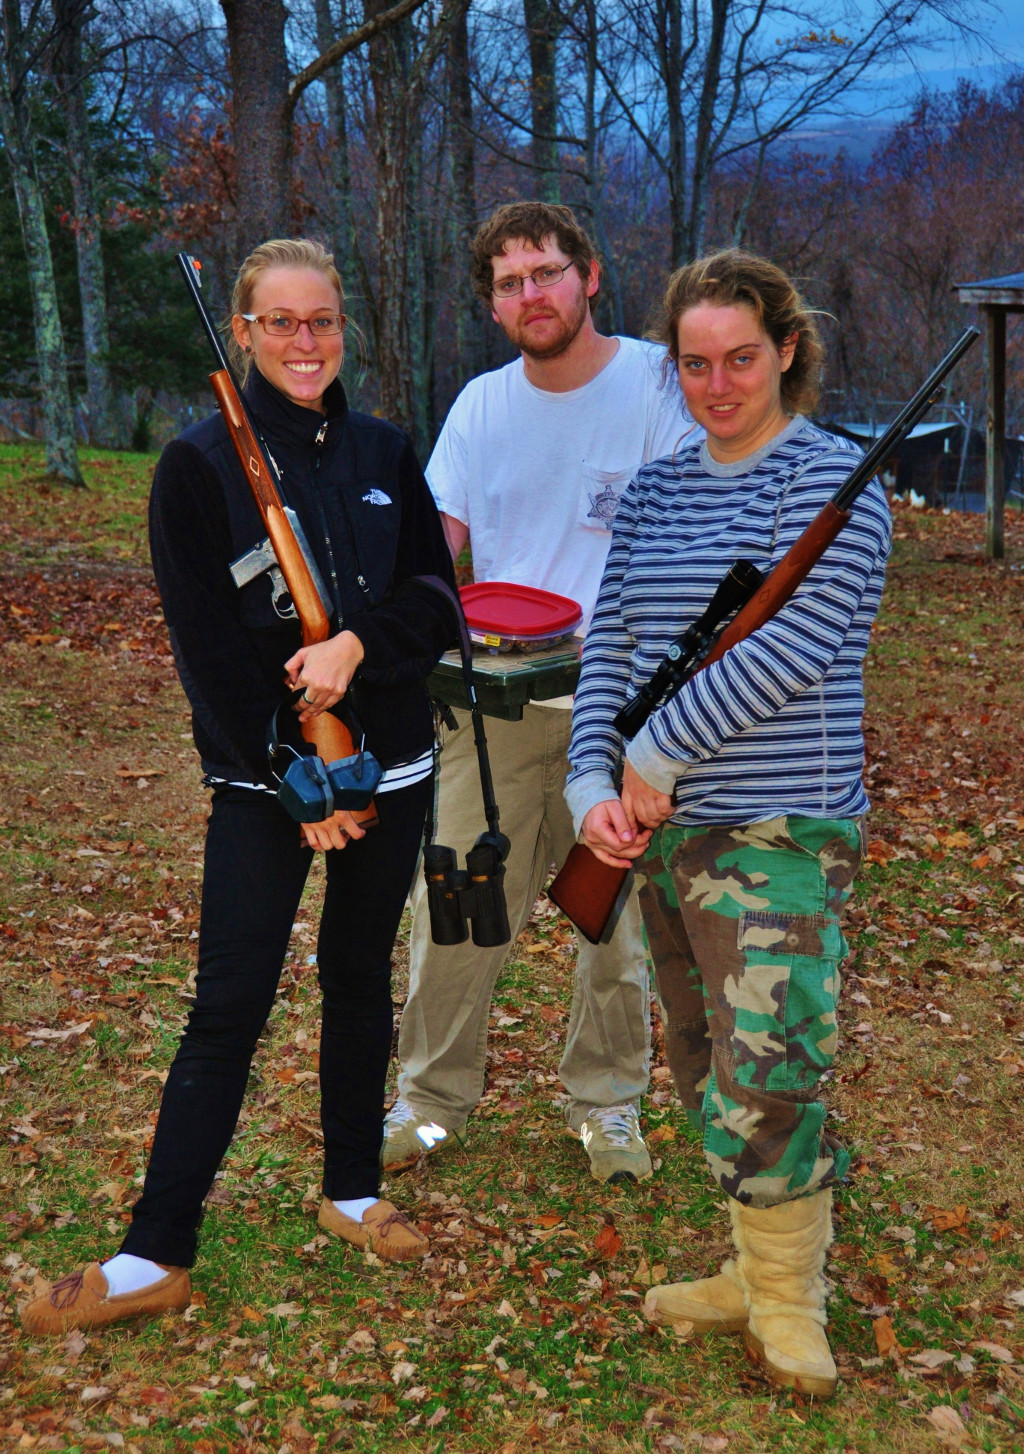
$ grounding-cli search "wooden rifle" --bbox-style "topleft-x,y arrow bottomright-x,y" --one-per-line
177,252 -> 377,828
549,325 -> 981,944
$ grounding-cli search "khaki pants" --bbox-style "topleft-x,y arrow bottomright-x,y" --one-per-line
399,704 -> 650,1133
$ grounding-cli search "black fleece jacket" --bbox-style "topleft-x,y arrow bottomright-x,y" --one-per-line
148,369 -> 457,788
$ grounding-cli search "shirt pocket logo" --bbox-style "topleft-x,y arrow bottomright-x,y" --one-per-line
362,488 -> 392,506
578,465 -> 633,533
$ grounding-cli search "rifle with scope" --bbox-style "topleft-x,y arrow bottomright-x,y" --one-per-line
548,325 -> 981,945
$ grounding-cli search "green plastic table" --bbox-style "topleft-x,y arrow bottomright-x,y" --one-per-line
427,641 -> 582,721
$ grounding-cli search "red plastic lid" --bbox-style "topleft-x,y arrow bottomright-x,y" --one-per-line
459,582 -> 582,638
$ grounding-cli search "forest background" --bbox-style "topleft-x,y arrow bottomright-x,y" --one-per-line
1,0 -> 1023,483
4,4 -> 1024,1451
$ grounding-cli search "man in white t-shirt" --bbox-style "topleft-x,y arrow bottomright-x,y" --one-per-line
384,201 -> 697,1184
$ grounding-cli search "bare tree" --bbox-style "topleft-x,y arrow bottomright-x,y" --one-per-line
579,0 -> 623,331
220,0 -> 431,255
446,3 -> 484,378
51,0 -> 123,447
574,0 -> 986,266
0,0 -> 83,483
365,0 -> 470,443
313,0 -> 359,301
219,0 -> 290,246
522,0 -> 564,201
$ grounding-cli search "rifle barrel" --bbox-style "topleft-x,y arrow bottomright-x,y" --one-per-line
832,326 -> 980,512
177,253 -> 234,377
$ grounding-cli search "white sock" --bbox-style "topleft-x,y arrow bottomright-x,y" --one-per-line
100,1253 -> 167,1296
332,1196 -> 379,1222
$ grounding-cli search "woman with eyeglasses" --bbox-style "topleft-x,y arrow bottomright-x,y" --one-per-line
22,238 -> 457,1335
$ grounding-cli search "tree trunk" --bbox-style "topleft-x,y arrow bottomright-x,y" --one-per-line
220,0 -> 292,251
367,0 -> 415,435
314,0 -> 356,295
522,0 -> 561,202
660,0 -> 688,267
314,0 -> 376,400
366,0 -> 468,440
51,0 -> 122,448
582,0 -> 623,334
0,0 -> 83,484
406,119 -> 432,447
686,0 -> 728,260
446,6 -> 484,379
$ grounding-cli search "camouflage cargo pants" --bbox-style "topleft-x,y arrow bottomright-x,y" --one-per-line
637,816 -> 863,1207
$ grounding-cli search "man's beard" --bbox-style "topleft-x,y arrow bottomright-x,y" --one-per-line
502,287 -> 590,361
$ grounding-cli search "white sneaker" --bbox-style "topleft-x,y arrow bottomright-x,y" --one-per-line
580,1102 -> 653,1184
382,1099 -> 451,1172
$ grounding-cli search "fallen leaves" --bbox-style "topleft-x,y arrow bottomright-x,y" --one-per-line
136,1385 -> 174,1407
909,1349 -> 956,1369
925,1405 -> 969,1445
79,1386 -> 112,1405
24,1020 -> 93,1042
926,1205 -> 970,1234
971,1340 -> 1015,1363
646,1123 -> 677,1144
633,1257 -> 669,1286
593,1218 -> 623,1259
3,501 -> 1024,1453
873,1315 -> 900,1357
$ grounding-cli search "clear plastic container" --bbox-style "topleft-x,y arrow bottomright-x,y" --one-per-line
460,583 -> 583,655
467,626 -> 580,654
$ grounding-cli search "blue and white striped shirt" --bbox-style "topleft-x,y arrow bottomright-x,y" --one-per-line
565,417 -> 891,830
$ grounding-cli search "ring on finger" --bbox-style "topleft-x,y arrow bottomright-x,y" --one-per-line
301,689 -> 315,705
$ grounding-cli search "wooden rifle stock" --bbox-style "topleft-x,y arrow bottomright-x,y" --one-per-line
549,327 -> 981,943
702,502 -> 848,667
209,373 -> 331,647
181,255 -> 376,827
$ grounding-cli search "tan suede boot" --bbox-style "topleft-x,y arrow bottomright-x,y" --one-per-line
731,1190 -> 837,1399
644,1257 -> 747,1336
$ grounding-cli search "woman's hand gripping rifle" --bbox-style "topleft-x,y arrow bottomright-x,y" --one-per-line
549,325 -> 981,945
177,252 -> 378,829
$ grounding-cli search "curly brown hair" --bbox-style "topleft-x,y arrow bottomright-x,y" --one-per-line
652,248 -> 825,416
470,202 -> 599,310
228,238 -> 344,383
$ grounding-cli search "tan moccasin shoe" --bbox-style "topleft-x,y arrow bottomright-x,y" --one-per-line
20,1262 -> 191,1335
317,1198 -> 429,1262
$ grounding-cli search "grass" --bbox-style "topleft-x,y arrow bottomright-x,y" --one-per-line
0,443 -> 155,568
1,454 -> 1023,1452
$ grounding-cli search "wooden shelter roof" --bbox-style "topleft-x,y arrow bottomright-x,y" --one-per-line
956,272 -> 1024,309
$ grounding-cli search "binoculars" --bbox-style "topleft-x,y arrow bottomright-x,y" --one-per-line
423,831 -> 511,947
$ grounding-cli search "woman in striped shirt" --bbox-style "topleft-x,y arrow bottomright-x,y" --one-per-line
565,249 -> 890,1399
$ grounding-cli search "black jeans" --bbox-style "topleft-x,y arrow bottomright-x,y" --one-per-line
120,776 -> 431,1267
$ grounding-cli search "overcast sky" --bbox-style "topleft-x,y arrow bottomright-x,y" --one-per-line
884,0 -> 1024,101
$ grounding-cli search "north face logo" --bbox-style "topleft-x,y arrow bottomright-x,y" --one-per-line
362,489 -> 392,506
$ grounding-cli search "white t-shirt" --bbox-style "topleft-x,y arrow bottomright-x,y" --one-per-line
426,337 -> 699,632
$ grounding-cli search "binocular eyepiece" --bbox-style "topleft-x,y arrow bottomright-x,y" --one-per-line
424,831 -> 511,947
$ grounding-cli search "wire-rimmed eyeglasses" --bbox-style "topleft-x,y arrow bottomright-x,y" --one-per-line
491,263 -> 573,299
